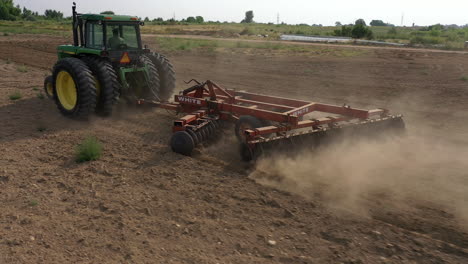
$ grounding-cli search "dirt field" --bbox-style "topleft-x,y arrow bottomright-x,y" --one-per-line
0,34 -> 468,263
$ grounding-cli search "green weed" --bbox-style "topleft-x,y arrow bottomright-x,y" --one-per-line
9,91 -> 21,100
36,126 -> 46,132
32,87 -> 39,91
37,93 -> 45,99
17,64 -> 28,73
75,136 -> 102,162
461,76 -> 468,81
29,200 -> 39,206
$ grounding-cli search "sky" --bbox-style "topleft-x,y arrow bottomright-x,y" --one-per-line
12,0 -> 468,26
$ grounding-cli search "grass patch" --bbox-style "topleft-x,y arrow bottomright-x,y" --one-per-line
0,20 -> 70,37
5,58 -> 11,64
9,91 -> 22,100
75,136 -> 102,162
29,200 -> 39,206
37,93 -> 45,99
0,20 -> 467,50
461,75 -> 468,81
156,37 -> 366,57
3,32 -> 9,36
17,64 -> 28,73
32,87 -> 39,91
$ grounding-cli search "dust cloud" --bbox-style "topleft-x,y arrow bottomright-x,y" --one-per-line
250,131 -> 468,228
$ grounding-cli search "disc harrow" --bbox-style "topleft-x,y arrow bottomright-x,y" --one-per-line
137,80 -> 405,161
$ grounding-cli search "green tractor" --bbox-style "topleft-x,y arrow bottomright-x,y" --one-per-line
44,3 -> 175,118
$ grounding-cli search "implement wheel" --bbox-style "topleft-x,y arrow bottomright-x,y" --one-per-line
171,131 -> 195,156
52,57 -> 97,119
44,76 -> 54,99
81,56 -> 120,117
235,115 -> 264,142
149,53 -> 176,101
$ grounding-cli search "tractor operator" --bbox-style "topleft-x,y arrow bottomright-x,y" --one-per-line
108,28 -> 126,49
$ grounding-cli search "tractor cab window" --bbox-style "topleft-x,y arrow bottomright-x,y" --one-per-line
85,22 -> 104,49
107,24 -> 139,50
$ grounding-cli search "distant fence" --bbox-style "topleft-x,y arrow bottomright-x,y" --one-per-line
280,34 -> 406,47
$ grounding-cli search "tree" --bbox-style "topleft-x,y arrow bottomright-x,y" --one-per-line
334,25 -> 352,37
355,18 -> 366,26
144,17 -> 149,22
335,21 -> 342,26
195,16 -> 204,23
334,23 -> 373,39
44,9 -> 63,20
186,16 -> 196,23
428,24 -> 444,31
241,10 -> 254,23
351,23 -> 373,39
0,0 -> 21,21
21,6 -> 36,21
100,11 -> 115,15
370,20 -> 387,26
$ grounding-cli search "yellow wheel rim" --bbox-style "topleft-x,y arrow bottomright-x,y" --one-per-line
46,82 -> 53,96
56,71 -> 77,110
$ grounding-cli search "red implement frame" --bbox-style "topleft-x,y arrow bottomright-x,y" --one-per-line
137,80 -> 395,145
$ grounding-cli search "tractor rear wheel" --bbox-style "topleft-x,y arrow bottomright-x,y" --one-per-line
139,55 -> 161,101
81,56 -> 119,117
44,76 -> 54,99
52,57 -> 97,119
149,53 -> 176,101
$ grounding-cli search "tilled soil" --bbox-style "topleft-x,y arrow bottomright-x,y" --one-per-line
0,34 -> 467,263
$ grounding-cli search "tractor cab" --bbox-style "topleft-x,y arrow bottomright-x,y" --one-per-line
82,14 -> 142,51
57,4 -> 147,65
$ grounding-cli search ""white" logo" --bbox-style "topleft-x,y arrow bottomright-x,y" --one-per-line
178,96 -> 202,105
292,107 -> 309,116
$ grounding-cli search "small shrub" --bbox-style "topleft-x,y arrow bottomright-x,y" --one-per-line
410,35 -> 442,45
295,30 -> 305,35
29,200 -> 39,206
240,27 -> 253,35
9,91 -> 22,100
17,65 -> 28,73
3,32 -> 9,36
32,87 -> 39,91
387,27 -> 397,36
75,136 -> 102,162
461,76 -> 468,81
36,126 -> 46,132
5,58 -> 11,64
37,93 -> 45,99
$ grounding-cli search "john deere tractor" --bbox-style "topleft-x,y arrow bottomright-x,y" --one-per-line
44,3 -> 175,118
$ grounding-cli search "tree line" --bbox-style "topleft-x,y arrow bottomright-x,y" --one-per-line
0,0 -> 63,21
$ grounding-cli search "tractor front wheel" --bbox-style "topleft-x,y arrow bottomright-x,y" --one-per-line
52,57 -> 97,119
44,76 -> 54,99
